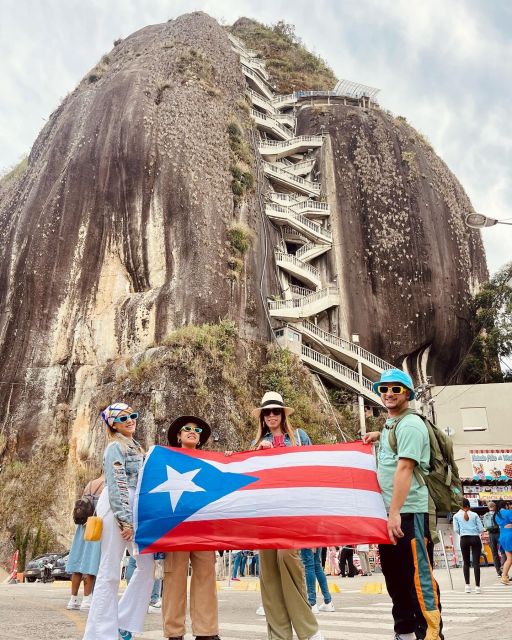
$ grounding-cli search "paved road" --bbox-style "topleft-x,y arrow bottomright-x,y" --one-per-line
1,567 -> 510,639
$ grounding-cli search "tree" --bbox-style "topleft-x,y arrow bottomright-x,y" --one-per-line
460,262 -> 512,383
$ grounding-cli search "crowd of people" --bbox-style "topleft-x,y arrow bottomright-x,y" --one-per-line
63,369 -> 512,640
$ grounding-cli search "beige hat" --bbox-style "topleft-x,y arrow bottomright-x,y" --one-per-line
252,391 -> 294,418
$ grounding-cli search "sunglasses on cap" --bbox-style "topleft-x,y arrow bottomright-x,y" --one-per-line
113,412 -> 139,423
262,408 -> 283,417
180,425 -> 203,434
377,385 -> 408,395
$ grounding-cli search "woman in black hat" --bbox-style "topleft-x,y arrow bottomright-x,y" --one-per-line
161,415 -> 221,640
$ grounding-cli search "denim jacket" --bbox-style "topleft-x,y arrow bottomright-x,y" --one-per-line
103,435 -> 144,529
260,428 -> 312,447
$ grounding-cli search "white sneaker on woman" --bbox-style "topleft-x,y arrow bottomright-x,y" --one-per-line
66,596 -> 80,610
80,595 -> 92,611
318,601 -> 335,612
311,603 -> 320,614
475,586 -> 481,594
464,585 -> 471,593
256,606 -> 265,616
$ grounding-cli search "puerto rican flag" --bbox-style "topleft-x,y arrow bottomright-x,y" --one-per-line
134,442 -> 389,553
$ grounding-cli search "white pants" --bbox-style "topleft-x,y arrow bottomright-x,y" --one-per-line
83,488 -> 154,639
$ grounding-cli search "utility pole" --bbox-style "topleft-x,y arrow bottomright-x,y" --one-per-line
415,378 -> 435,423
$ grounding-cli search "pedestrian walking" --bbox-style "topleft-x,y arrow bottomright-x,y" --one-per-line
66,475 -> 104,611
495,501 -> 512,585
326,547 -> 339,576
483,501 -> 506,576
300,547 -> 335,613
243,391 -> 323,640
453,499 -> 484,593
363,369 -> 443,640
338,545 -> 356,577
356,544 -> 372,576
162,415 -> 221,640
83,403 -> 154,640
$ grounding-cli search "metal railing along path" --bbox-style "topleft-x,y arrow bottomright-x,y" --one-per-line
262,162 -> 321,194
300,320 -> 393,372
268,286 -> 339,310
274,251 -> 320,278
301,345 -> 378,396
250,109 -> 292,140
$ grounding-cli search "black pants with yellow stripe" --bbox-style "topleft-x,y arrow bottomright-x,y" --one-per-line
379,513 -> 443,640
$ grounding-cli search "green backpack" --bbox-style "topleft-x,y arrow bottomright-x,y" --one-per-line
387,409 -> 463,542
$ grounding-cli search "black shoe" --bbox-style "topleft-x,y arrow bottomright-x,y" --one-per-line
195,636 -> 221,640
168,637 -> 184,640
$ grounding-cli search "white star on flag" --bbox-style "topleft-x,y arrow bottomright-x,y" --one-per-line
149,465 -> 205,510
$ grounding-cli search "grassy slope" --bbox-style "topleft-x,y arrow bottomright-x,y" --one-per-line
230,18 -> 337,94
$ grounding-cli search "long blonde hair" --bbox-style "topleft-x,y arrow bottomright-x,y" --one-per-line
253,411 -> 300,448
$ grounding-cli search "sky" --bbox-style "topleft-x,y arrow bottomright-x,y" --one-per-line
1,0 -> 510,274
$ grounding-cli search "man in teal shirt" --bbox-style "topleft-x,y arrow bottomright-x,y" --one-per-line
363,369 -> 443,640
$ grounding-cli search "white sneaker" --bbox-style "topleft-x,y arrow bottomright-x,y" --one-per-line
464,585 -> 471,593
308,632 -> 324,640
475,586 -> 481,594
318,601 -> 335,612
80,595 -> 92,611
67,596 -> 80,610
311,603 -> 320,614
256,606 -> 265,616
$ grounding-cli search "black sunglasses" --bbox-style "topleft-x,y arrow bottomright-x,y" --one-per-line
262,408 -> 283,417
113,412 -> 139,423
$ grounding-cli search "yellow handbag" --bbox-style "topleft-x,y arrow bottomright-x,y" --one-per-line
83,515 -> 103,541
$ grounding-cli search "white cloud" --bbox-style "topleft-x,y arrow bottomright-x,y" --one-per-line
0,0 -> 510,272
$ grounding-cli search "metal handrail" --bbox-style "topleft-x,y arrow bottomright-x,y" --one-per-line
241,65 -> 274,97
259,135 -> 324,148
291,200 -> 329,212
274,251 -> 320,277
265,203 -> 331,239
269,286 -> 338,310
290,284 -> 314,297
245,88 -> 277,113
262,162 -> 321,192
301,345 -> 375,392
300,320 -> 392,371
272,94 -> 298,105
250,109 -> 292,138
295,243 -> 317,259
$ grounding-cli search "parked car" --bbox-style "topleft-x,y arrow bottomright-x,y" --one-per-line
24,553 -> 66,582
52,553 -> 72,580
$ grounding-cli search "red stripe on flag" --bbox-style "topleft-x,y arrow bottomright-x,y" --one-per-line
239,466 -> 381,492
140,515 -> 390,553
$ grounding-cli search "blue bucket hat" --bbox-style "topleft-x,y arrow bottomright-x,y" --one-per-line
372,369 -> 416,400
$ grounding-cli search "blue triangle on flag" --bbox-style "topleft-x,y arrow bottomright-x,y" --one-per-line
136,446 -> 258,552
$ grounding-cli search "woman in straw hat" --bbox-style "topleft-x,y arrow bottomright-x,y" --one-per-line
83,403 -> 154,640
162,415 -> 221,640
251,392 -> 323,640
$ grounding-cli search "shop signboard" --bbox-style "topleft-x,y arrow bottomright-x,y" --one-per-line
470,449 -> 512,480
479,491 -> 512,503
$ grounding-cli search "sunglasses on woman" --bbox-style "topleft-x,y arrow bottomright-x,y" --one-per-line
180,425 -> 203,433
377,385 -> 408,395
262,408 -> 283,417
113,412 -> 139,423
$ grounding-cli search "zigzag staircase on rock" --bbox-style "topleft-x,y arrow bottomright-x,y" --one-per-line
229,33 -> 390,406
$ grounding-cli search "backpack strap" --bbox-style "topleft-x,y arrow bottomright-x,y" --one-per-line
386,409 -> 426,487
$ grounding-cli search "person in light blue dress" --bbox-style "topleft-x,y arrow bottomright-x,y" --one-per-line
495,501 -> 512,585
66,476 -> 104,610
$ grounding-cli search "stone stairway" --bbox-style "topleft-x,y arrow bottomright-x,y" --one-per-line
230,34 -> 385,407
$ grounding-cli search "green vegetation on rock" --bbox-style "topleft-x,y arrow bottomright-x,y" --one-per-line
230,19 -> 337,93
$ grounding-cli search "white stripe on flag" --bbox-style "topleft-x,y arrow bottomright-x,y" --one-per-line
185,487 -> 387,521
206,449 -> 376,474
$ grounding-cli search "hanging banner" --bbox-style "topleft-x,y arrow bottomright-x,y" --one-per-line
470,449 -> 512,480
